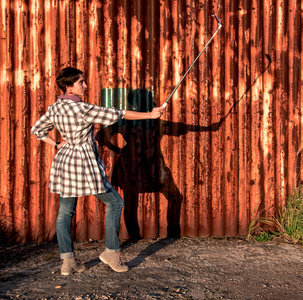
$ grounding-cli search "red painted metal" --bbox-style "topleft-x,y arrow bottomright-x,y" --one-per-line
0,0 -> 302,243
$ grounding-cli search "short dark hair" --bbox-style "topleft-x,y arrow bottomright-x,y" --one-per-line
56,67 -> 84,93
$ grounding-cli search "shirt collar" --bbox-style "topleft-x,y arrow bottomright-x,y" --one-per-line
58,95 -> 83,102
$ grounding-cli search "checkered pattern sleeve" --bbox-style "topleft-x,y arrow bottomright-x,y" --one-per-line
31,108 -> 54,140
80,103 -> 125,126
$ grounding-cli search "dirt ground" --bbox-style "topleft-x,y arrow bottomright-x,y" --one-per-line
0,237 -> 303,300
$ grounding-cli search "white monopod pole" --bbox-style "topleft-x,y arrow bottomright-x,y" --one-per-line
162,15 -> 223,108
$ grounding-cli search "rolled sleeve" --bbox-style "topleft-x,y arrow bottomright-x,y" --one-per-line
31,110 -> 54,140
81,103 -> 125,126
120,110 -> 125,119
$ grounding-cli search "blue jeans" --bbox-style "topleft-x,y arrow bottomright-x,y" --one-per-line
56,188 -> 124,259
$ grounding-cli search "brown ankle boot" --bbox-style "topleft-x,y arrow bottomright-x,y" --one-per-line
99,249 -> 129,272
61,257 -> 86,276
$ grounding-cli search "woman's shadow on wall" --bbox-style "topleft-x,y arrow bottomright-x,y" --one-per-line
95,54 -> 271,241
95,89 -> 222,240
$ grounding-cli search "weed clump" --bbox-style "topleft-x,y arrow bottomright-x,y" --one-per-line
275,186 -> 303,244
248,186 -> 303,245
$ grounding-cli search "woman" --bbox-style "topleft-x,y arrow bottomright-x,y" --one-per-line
31,67 -> 165,275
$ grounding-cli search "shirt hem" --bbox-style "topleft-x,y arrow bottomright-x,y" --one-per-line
50,186 -> 112,198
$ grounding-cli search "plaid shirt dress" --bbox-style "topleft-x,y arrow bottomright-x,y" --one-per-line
31,98 -> 125,198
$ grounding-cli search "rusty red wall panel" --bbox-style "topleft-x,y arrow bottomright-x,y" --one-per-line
249,0 -> 264,232
262,0 -> 276,229
196,2 -> 212,237
301,1 -> 303,193
223,0 -> 238,237
0,0 -> 302,243
0,0 -> 14,239
275,0 -> 288,214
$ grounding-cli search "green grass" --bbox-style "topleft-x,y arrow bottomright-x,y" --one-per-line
248,186 -> 303,245
274,186 -> 303,244
254,231 -> 279,242
247,205 -> 274,241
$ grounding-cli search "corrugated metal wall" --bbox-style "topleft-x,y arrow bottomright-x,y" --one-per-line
0,0 -> 302,243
